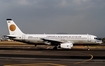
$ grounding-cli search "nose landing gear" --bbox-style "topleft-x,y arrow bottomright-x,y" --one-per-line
87,45 -> 90,50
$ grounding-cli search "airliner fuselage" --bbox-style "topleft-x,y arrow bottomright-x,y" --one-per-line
9,34 -> 102,44
6,19 -> 102,49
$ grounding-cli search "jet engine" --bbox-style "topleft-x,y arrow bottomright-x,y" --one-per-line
60,43 -> 73,49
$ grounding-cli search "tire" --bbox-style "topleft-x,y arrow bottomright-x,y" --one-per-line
53,46 -> 57,50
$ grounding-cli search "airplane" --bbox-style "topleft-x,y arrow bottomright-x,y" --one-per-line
5,19 -> 102,49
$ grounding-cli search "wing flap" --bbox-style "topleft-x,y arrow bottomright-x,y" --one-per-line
41,38 -> 62,44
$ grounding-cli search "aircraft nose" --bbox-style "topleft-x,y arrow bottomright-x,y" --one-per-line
97,40 -> 103,44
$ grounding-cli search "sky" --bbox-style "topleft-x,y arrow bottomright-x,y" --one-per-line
0,0 -> 105,37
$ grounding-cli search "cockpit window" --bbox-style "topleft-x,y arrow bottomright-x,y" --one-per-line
94,38 -> 102,40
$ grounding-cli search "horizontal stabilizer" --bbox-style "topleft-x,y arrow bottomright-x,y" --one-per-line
4,35 -> 16,39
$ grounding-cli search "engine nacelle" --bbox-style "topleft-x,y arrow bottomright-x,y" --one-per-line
60,43 -> 73,49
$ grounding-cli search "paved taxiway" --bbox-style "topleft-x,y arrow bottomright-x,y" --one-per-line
0,41 -> 105,66
0,49 -> 105,66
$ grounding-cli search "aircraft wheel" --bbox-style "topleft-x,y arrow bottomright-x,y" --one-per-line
58,45 -> 61,48
87,48 -> 90,50
53,46 -> 57,50
34,45 -> 36,47
87,45 -> 90,50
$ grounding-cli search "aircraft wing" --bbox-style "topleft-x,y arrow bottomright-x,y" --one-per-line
41,38 -> 73,49
41,38 -> 66,45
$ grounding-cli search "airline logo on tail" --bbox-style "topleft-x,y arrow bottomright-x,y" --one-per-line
9,24 -> 16,31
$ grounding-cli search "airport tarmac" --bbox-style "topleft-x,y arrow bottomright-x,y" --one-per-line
0,41 -> 105,66
0,49 -> 105,66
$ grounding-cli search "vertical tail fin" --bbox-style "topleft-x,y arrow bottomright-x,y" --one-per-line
7,19 -> 24,35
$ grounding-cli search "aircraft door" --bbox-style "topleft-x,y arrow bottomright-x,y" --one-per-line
88,35 -> 91,42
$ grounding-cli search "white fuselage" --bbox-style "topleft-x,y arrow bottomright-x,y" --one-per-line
10,34 -> 102,44
6,19 -> 103,49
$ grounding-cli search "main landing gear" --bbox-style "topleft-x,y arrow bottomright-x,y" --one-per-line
34,45 -> 37,47
52,45 -> 61,50
53,46 -> 57,50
